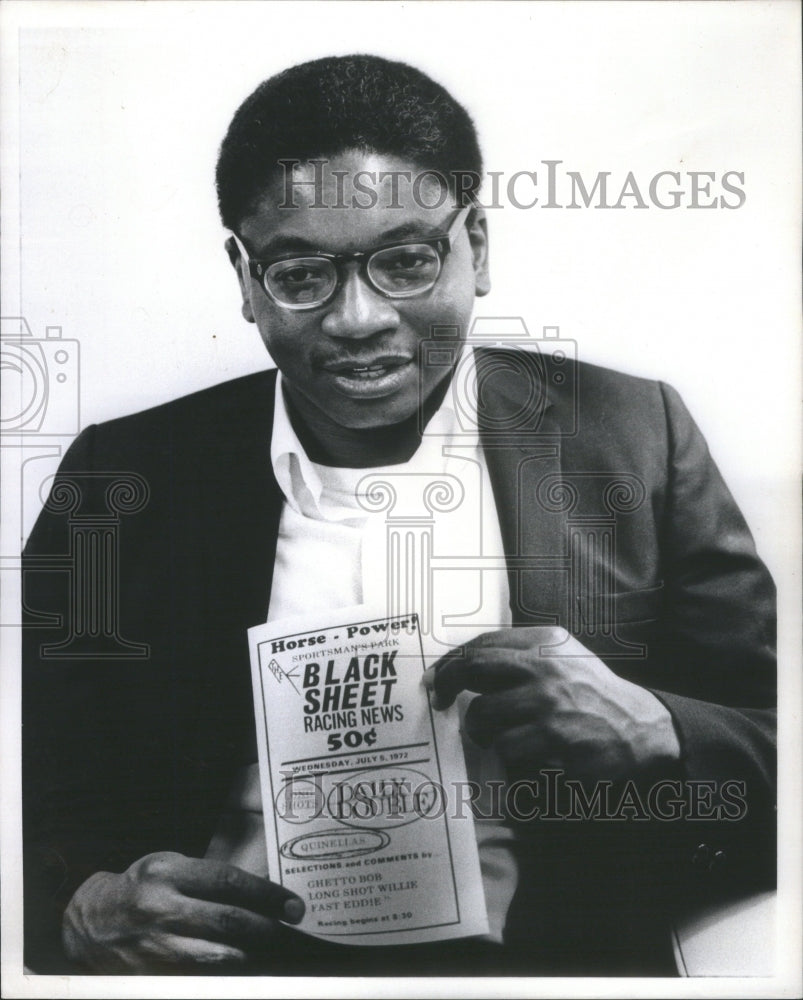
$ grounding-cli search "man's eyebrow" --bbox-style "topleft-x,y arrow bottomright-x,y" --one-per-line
378,220 -> 443,241
253,219 -> 445,257
253,235 -> 321,256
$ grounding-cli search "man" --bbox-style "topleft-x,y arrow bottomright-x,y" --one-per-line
22,54 -> 775,977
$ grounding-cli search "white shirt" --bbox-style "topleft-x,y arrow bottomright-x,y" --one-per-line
269,349 -> 518,943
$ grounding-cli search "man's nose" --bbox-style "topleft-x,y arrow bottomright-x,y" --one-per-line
320,265 -> 400,339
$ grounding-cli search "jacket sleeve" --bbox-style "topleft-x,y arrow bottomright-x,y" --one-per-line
504,377 -> 777,969
21,426 -> 107,972
648,381 -> 776,896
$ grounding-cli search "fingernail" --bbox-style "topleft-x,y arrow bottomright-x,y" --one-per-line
283,898 -> 305,924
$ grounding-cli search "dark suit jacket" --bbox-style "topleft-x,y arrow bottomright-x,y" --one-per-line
22,350 -> 776,975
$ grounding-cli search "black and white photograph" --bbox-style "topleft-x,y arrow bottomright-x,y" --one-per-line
1,1 -> 800,997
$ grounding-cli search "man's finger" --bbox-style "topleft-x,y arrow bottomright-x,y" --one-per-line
156,856 -> 305,923
139,932 -> 249,970
462,626 -> 570,653
160,899 -> 282,948
425,647 -> 536,710
462,689 -> 550,746
492,722 -> 557,771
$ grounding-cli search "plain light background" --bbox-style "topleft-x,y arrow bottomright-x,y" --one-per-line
1,2 -> 801,997
4,1 -> 799,582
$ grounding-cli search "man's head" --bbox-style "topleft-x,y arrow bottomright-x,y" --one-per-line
216,54 -> 483,231
216,55 -> 490,459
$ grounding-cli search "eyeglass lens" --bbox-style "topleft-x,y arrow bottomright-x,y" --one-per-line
265,243 -> 442,306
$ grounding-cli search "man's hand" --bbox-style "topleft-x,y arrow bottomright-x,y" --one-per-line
423,627 -> 680,782
62,852 -> 305,972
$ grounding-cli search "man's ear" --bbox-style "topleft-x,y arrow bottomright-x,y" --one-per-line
466,206 -> 491,297
224,235 -> 256,324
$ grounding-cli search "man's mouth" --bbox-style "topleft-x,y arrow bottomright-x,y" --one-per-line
321,356 -> 414,396
324,356 -> 412,378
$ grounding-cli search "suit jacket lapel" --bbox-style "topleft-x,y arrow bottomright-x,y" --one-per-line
476,347 -> 569,627
199,370 -> 284,635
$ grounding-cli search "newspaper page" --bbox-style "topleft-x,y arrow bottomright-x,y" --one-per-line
248,605 -> 489,945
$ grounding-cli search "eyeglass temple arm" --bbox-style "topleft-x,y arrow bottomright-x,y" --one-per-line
227,231 -> 251,263
448,202 -> 475,241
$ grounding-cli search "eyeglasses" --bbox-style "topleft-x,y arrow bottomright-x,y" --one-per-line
229,204 -> 472,311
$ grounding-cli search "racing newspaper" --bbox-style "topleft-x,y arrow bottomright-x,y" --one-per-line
248,604 -> 488,945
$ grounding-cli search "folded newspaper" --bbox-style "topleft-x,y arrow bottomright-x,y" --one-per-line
248,605 -> 488,945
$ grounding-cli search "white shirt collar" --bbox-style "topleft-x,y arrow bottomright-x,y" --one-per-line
270,346 -> 479,519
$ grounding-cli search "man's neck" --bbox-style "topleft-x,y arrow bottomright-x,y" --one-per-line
282,375 -> 453,469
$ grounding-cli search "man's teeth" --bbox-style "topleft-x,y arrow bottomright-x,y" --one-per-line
329,359 -> 409,379
348,365 -> 389,379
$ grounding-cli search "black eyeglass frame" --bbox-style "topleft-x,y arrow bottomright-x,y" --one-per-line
228,203 -> 473,311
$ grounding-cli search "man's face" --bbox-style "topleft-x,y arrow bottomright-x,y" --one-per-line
232,151 -> 490,431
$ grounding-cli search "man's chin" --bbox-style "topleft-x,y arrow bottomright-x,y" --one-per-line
324,405 -> 420,433
283,371 -> 450,437
309,387 -> 423,432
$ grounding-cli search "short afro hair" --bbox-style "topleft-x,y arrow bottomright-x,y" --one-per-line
215,54 -> 483,231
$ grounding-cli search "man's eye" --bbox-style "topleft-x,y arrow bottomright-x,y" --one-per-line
383,251 -> 431,270
266,259 -> 333,304
371,247 -> 440,286
278,265 -> 320,285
